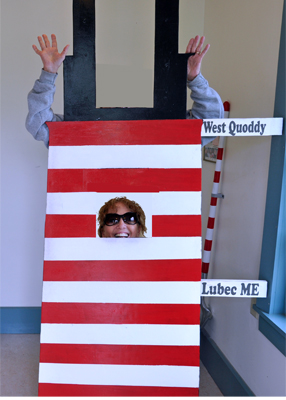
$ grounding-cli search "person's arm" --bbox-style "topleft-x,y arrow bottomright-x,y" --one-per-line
25,34 -> 69,148
188,74 -> 224,147
185,36 -> 224,146
187,73 -> 224,120
25,69 -> 63,148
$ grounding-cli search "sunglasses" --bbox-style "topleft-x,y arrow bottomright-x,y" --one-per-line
104,212 -> 139,226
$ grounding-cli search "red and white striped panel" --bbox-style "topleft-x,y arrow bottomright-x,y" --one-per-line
39,119 -> 202,397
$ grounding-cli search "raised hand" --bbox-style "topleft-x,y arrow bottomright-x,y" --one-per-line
186,35 -> 210,81
32,34 -> 69,74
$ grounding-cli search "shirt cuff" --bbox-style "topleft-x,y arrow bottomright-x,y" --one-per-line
39,69 -> 58,85
187,73 -> 208,89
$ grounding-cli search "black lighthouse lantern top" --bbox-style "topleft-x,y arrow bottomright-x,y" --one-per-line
64,0 -> 193,121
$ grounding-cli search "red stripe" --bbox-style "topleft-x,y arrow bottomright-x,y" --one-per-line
44,215 -> 202,238
210,197 -> 217,206
213,171 -> 221,183
43,259 -> 201,281
41,303 -> 200,324
223,101 -> 230,112
39,343 -> 200,366
45,215 -> 96,238
204,239 -> 212,252
152,215 -> 201,237
47,120 -> 202,146
217,148 -> 224,160
47,168 -> 201,193
38,383 -> 199,396
202,262 -> 209,274
207,217 -> 215,229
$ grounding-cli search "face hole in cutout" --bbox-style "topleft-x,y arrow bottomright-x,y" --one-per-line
97,196 -> 148,238
95,0 -> 155,108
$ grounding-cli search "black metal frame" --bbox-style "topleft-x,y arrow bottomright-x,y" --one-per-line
64,0 -> 194,121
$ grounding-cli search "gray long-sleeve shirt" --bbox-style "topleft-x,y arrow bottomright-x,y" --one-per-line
26,69 -> 224,148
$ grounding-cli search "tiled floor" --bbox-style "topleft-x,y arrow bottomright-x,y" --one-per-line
0,334 -> 222,396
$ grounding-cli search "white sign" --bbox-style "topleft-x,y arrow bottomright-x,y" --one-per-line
201,280 -> 267,298
201,118 -> 283,137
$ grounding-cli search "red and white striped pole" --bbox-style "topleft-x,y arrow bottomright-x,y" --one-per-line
202,101 -> 230,277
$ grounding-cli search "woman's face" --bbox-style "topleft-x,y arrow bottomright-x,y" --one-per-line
101,202 -> 141,238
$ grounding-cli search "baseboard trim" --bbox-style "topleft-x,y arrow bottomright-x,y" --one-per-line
200,329 -> 255,396
0,307 -> 41,333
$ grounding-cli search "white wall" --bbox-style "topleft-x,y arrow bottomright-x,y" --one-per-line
96,0 -> 205,108
0,0 -> 204,306
96,0 -> 155,107
201,0 -> 285,396
1,0 -> 73,306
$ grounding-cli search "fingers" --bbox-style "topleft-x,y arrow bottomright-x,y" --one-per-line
196,37 -> 210,58
37,34 -> 50,50
36,34 -> 55,50
32,34 -> 52,58
186,35 -> 200,53
34,34 -> 68,54
191,35 -> 200,53
186,35 -> 210,56
186,38 -> 194,53
32,44 -> 40,55
196,36 -> 205,53
60,44 -> 70,58
37,35 -> 46,50
51,34 -> 58,51
200,43 -> 210,58
43,34 -> 51,48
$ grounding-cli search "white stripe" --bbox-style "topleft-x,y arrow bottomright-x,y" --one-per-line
215,159 -> 222,171
205,228 -> 214,241
40,324 -> 200,346
209,205 -> 216,218
48,145 -> 201,169
39,363 -> 199,388
46,191 -> 201,215
44,237 -> 202,261
42,281 -> 201,304
46,192 -> 98,215
212,182 -> 219,194
152,192 -> 201,215
202,250 -> 211,263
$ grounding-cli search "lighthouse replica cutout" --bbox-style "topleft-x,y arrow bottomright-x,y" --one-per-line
38,0 -> 282,396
